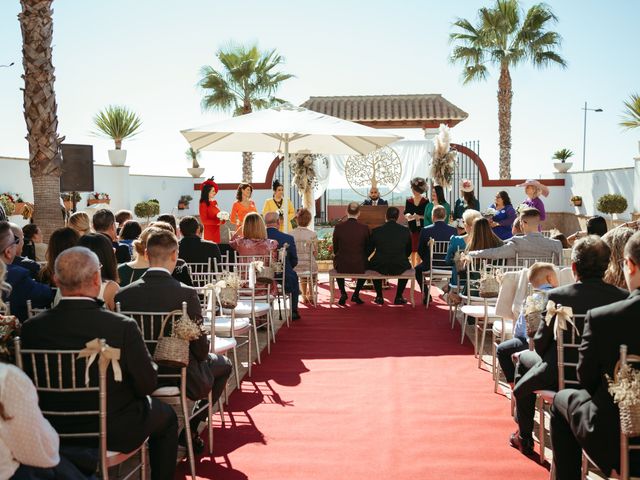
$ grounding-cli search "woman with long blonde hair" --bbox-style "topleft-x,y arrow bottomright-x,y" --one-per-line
67,211 -> 91,237
602,226 -> 634,289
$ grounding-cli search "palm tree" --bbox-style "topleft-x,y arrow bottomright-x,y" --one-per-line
620,93 -> 640,130
19,0 -> 64,239
450,0 -> 566,179
199,43 -> 293,183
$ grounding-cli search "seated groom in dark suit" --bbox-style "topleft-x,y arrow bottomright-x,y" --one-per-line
332,202 -> 371,306
115,228 -> 232,454
362,186 -> 388,206
21,246 -> 178,480
550,232 -> 640,479
509,236 -> 628,456
264,212 -> 301,320
369,207 -> 412,305
0,221 -> 54,322
414,205 -> 456,299
178,216 -> 222,267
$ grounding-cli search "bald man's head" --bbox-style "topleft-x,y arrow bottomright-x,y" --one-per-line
264,211 -> 280,227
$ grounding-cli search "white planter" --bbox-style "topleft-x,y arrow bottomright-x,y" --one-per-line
554,162 -> 572,173
187,167 -> 205,178
108,149 -> 127,166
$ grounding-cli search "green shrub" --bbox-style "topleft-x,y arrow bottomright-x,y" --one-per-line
134,200 -> 160,223
596,194 -> 628,215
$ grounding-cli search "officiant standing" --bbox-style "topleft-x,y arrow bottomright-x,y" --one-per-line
362,186 -> 388,206
263,180 -> 295,232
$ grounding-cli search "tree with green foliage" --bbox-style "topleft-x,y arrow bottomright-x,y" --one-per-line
450,0 -> 566,179
198,43 -> 293,182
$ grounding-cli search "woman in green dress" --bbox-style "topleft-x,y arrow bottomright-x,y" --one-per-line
423,185 -> 451,227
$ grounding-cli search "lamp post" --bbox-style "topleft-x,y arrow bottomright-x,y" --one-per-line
0,62 -> 14,68
582,101 -> 603,171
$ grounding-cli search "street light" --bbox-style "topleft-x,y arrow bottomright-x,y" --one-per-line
582,101 -> 603,171
0,62 -> 15,68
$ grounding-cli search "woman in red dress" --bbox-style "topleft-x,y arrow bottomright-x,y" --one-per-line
199,177 -> 224,242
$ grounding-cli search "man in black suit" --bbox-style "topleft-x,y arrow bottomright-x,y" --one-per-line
20,246 -> 178,480
92,208 -> 131,264
178,216 -> 221,267
9,222 -> 40,278
362,186 -> 388,206
509,236 -> 628,456
369,206 -> 412,305
550,232 -> 640,479
414,205 -> 456,294
115,228 -> 232,453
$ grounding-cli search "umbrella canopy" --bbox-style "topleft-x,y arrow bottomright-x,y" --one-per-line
181,103 -> 402,231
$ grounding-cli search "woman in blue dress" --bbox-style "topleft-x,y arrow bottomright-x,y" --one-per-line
445,209 -> 482,287
489,190 -> 517,240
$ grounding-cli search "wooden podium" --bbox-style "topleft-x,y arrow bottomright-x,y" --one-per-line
358,205 -> 389,230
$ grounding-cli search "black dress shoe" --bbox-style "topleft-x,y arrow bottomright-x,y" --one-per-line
394,297 -> 408,305
292,311 -> 301,321
509,432 -> 534,456
179,431 -> 206,455
351,295 -> 364,305
338,294 -> 348,306
373,296 -> 384,305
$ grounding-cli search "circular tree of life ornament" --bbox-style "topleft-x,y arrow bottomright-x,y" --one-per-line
344,146 -> 402,198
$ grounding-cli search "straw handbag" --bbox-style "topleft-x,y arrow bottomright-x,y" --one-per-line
153,310 -> 189,368
255,263 -> 275,284
219,286 -> 238,309
479,270 -> 500,298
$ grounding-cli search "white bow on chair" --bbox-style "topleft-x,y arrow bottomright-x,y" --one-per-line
77,338 -> 122,386
544,300 -> 577,340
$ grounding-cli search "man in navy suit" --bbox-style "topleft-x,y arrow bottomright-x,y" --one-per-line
0,221 -> 53,322
362,186 -> 388,206
414,205 -> 456,298
265,212 -> 301,320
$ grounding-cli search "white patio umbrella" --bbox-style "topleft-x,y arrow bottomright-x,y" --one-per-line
181,103 -> 402,231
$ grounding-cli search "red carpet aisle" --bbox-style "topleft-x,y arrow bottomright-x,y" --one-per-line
177,284 -> 548,480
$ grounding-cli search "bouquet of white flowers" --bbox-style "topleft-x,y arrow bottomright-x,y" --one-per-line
482,207 -> 497,219
524,292 -> 546,338
217,211 -> 230,221
607,363 -> 640,437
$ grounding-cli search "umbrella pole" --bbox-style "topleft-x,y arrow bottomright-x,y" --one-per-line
283,136 -> 290,233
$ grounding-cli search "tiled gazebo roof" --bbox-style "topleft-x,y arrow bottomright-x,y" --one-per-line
301,94 -> 468,129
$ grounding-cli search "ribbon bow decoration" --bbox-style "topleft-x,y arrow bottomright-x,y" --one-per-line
544,300 -> 577,340
77,338 -> 122,386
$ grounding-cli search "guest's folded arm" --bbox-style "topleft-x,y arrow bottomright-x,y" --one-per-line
468,242 -> 516,259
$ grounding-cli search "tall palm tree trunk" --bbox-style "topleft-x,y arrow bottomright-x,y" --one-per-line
242,151 -> 253,183
497,65 -> 513,179
19,0 -> 64,240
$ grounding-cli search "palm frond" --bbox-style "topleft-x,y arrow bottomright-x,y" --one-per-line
461,64 -> 489,84
92,105 -> 142,145
531,50 -> 567,68
620,93 -> 640,130
450,46 -> 485,66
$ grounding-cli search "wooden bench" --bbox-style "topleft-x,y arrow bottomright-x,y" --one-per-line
328,269 -> 416,307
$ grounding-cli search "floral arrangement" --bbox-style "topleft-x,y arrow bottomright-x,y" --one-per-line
217,211 -> 230,221
1,192 -> 24,203
0,195 -> 15,216
0,315 -> 20,362
173,314 -> 203,341
570,195 -> 582,202
607,364 -> 640,409
317,236 -> 333,261
292,151 -> 326,209
482,207 -> 497,219
215,271 -> 241,291
429,124 -> 457,189
524,292 -> 547,338
91,192 -> 110,200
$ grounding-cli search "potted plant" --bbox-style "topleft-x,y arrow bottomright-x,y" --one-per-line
88,192 -> 110,206
93,105 -> 142,166
178,195 -> 193,210
186,148 -> 204,178
316,236 -> 334,272
134,199 -> 160,225
61,191 -> 82,210
553,148 -> 574,173
1,193 -> 24,215
597,194 -> 628,223
570,195 -> 583,207
0,194 -> 15,216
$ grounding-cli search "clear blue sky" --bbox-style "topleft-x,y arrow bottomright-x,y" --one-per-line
0,0 -> 638,182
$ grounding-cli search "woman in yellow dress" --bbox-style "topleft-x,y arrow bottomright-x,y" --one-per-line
262,179 -> 295,231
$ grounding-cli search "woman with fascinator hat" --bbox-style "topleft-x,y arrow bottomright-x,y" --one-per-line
262,179 -> 295,232
518,179 -> 549,222
199,177 -> 225,242
453,179 -> 479,221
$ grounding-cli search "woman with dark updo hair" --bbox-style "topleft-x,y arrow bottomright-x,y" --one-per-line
199,177 -> 224,242
404,177 -> 428,266
262,179 -> 295,231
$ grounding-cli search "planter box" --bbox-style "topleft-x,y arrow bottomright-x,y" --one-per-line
13,202 -> 25,215
88,199 -> 110,206
178,203 -> 189,210
317,260 -> 333,273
